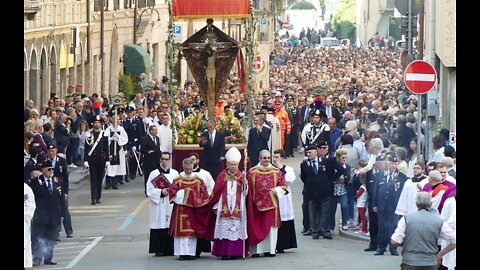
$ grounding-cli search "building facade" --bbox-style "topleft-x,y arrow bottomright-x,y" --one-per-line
355,0 -> 394,46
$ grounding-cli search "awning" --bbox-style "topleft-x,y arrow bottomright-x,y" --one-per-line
123,44 -> 152,75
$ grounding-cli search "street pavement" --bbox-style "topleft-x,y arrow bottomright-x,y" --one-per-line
42,155 -> 402,270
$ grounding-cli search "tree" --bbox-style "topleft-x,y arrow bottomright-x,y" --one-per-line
332,0 -> 356,39
290,1 -> 316,10
118,73 -> 139,101
319,0 -> 326,19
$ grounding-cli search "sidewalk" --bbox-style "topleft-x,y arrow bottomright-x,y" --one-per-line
68,165 -> 90,185
339,227 -> 369,242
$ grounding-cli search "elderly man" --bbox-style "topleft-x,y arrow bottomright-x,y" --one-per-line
209,147 -> 249,260
391,192 -> 456,270
247,150 -> 288,257
147,152 -> 179,257
199,120 -> 226,180
164,158 -> 211,261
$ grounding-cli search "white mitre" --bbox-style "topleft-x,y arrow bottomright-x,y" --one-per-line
225,146 -> 241,163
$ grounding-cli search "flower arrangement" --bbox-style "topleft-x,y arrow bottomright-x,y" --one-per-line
216,111 -> 246,144
177,112 -> 207,144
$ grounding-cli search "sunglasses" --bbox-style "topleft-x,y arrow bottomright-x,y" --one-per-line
319,146 -> 328,149
161,158 -> 170,161
46,168 -> 54,171
261,157 -> 271,160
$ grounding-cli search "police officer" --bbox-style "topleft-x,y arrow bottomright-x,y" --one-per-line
372,155 -> 406,256
46,143 -> 73,239
122,106 -> 143,181
29,160 -> 65,266
302,109 -> 330,153
84,115 -> 109,205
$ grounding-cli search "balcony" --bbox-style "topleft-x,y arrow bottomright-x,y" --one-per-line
24,0 -> 41,14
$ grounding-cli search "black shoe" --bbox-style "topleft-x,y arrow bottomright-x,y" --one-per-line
221,256 -> 228,260
374,250 -> 385,256
125,179 -> 130,182
390,250 -> 399,256
276,249 -> 285,253
119,181 -> 125,185
44,261 -> 58,265
251,254 -> 260,258
91,201 -> 96,205
154,252 -> 164,257
312,233 -> 320,239
179,255 -> 186,261
263,253 -> 276,257
112,186 -> 119,189
302,230 -> 312,236
96,199 -> 102,204
56,236 -> 61,242
32,261 -> 40,266
66,234 -> 73,238
323,235 -> 333,240
187,255 -> 195,260
364,246 -> 377,252
104,186 -> 111,190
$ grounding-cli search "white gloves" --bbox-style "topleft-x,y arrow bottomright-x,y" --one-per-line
132,146 -> 137,152
111,133 -> 120,141
239,112 -> 245,117
84,161 -> 89,169
105,161 -> 110,167
85,132 -> 91,138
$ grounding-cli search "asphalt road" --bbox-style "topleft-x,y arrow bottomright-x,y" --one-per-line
42,154 -> 402,270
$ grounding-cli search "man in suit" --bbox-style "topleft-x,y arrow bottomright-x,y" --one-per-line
199,120 -> 225,180
122,106 -> 143,180
247,115 -> 271,167
372,155 -> 407,256
141,125 -> 161,196
29,160 -> 65,266
323,99 -> 341,126
46,143 -> 73,239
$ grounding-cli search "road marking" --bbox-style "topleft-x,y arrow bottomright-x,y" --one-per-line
65,236 -> 103,269
70,209 -> 122,213
405,73 -> 435,81
118,198 -> 148,231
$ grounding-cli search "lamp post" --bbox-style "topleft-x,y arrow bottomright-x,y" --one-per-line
133,4 -> 161,44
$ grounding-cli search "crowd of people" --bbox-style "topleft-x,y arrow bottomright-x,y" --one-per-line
24,40 -> 456,268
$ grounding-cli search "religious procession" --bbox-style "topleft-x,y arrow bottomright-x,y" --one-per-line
24,0 -> 455,269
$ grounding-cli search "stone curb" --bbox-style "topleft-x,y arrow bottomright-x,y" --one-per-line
338,229 -> 370,242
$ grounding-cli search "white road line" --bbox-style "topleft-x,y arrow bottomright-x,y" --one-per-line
69,205 -> 124,209
405,73 -> 435,81
65,236 -> 103,269
70,209 -> 121,213
56,245 -> 89,250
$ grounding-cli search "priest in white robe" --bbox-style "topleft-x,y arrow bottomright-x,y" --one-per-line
24,183 -> 36,268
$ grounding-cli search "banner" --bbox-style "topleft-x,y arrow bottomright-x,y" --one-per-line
173,0 -> 250,19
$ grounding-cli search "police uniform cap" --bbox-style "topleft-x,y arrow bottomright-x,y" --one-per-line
387,155 -> 398,162
310,109 -> 322,117
375,155 -> 386,162
260,105 -> 269,110
41,160 -> 53,169
316,141 -> 328,148
125,106 -> 135,113
47,143 -> 57,150
93,115 -> 103,123
192,104 -> 200,110
267,107 -> 275,113
306,145 -> 317,152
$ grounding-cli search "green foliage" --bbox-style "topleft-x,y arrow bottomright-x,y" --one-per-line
118,74 -> 139,101
332,0 -> 356,39
319,0 -> 326,16
388,16 -> 402,41
291,1 -> 316,10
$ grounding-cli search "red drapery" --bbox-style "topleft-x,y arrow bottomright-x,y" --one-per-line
173,0 -> 251,19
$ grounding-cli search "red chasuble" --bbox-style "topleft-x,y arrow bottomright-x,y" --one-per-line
167,175 -> 211,237
246,165 -> 287,246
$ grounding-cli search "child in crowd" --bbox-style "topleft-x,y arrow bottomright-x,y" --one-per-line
349,159 -> 368,229
355,172 -> 368,235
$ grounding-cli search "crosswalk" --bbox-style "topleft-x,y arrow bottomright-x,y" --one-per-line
41,236 -> 103,269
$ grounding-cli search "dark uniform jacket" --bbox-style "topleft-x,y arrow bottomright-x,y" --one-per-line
84,130 -> 109,163
140,135 -> 161,172
301,155 -> 345,200
29,175 -> 65,226
51,155 -> 69,195
247,126 -> 271,166
199,130 -> 225,180
123,116 -> 143,151
373,170 -> 407,213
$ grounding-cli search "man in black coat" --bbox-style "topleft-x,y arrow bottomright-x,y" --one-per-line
29,161 -> 65,266
247,115 -> 271,167
363,155 -> 387,252
140,125 -> 161,195
46,143 -> 73,239
84,116 -> 109,205
122,106 -> 143,180
199,120 -> 225,180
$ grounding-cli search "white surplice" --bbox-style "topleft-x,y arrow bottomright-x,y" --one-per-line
24,183 -> 36,268
105,125 -> 129,177
146,168 -> 179,229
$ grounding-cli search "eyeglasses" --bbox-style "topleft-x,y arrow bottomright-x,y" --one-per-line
413,167 -> 422,170
319,146 -> 328,149
340,157 -> 347,159
161,106 -> 169,109
161,158 -> 170,161
261,157 -> 271,159
46,168 -> 54,171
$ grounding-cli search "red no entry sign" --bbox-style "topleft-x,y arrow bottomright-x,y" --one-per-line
404,60 -> 437,94
282,22 -> 290,29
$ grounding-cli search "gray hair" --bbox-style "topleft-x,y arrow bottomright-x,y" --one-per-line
370,138 -> 384,151
259,149 -> 270,158
416,191 -> 432,209
428,170 -> 442,183
182,158 -> 194,167
395,147 -> 408,161
442,157 -> 455,168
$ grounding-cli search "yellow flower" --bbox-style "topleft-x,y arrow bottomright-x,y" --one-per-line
188,130 -> 194,135
187,137 -> 193,143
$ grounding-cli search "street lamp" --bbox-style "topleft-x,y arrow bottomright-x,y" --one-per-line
133,5 -> 161,44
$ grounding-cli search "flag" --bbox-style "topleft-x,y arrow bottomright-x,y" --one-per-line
173,0 -> 250,19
